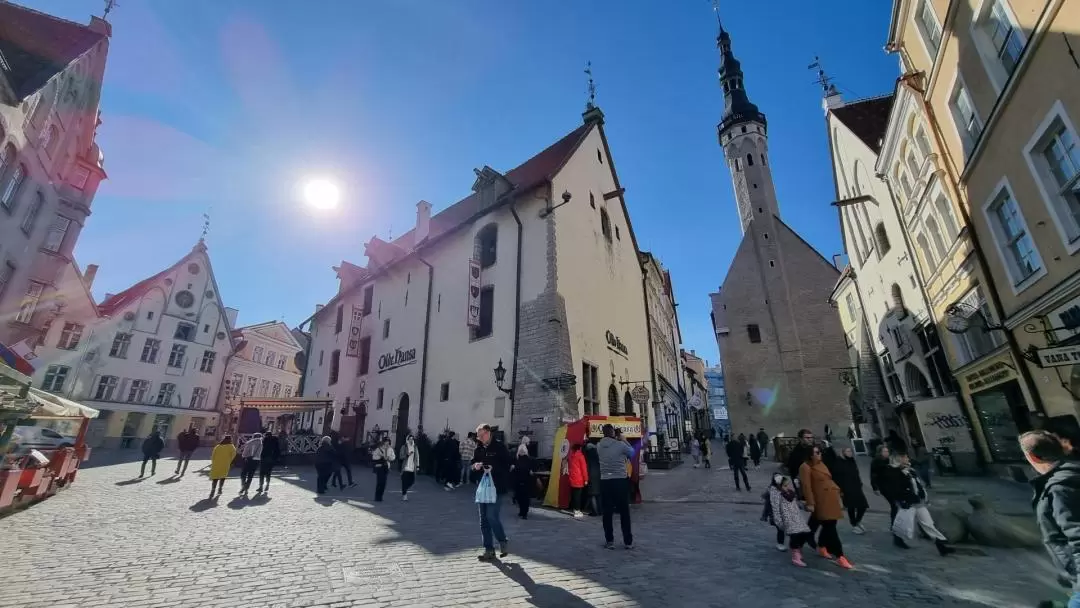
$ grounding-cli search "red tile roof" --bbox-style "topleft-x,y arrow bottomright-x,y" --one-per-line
0,2 -> 105,100
831,95 -> 895,154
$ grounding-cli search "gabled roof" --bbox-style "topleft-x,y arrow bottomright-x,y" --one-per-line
0,2 -> 105,101
237,320 -> 303,350
97,240 -> 210,316
830,95 -> 895,154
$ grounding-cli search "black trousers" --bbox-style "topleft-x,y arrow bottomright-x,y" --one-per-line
374,465 -> 389,501
210,478 -> 225,495
258,460 -> 274,489
140,455 -> 157,476
600,478 -> 633,546
175,451 -> 193,475
401,471 -> 415,496
848,505 -> 867,527
778,527 -> 810,549
514,484 -> 531,517
807,515 -> 820,548
340,461 -> 354,485
240,458 -> 258,491
730,461 -> 749,489
817,520 -> 844,557
570,487 -> 585,511
315,464 -> 332,494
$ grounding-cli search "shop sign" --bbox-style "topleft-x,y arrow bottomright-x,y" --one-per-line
1046,294 -> 1080,343
688,394 -> 704,410
377,347 -> 417,373
467,260 -> 482,327
631,385 -> 650,406
605,331 -> 629,357
1035,343 -> 1080,368
346,305 -> 364,358
587,417 -> 642,438
963,356 -> 1017,393
912,396 -> 975,453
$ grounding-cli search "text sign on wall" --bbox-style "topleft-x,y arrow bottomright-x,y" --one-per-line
346,305 -> 364,358
378,347 -> 417,373
912,396 -> 975,453
963,356 -> 1017,393
1036,344 -> 1080,368
587,417 -> 643,439
467,260 -> 482,327
605,331 -> 629,358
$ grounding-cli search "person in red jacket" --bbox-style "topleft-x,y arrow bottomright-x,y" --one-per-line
567,443 -> 589,518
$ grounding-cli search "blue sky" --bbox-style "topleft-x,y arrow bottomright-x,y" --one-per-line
23,0 -> 897,365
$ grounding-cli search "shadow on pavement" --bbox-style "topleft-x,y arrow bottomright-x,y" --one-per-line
188,498 -> 218,512
493,561 -> 592,608
156,476 -> 182,485
114,478 -> 145,486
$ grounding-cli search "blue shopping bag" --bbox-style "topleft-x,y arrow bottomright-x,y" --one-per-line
475,470 -> 496,504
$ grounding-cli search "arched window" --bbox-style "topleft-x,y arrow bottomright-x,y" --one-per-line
475,224 -> 497,268
914,126 -> 932,157
600,208 -> 612,242
874,223 -> 891,255
905,144 -> 920,177
934,193 -> 959,237
734,158 -> 741,171
916,233 -> 937,272
623,391 -> 634,416
760,153 -> 766,166
890,283 -> 905,313
746,153 -> 754,167
0,163 -> 26,210
607,385 -> 619,415
926,216 -> 948,259
0,143 -> 13,179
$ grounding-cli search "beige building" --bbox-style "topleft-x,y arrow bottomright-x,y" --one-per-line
0,5 -> 110,352
883,0 -> 1072,469
220,321 -> 305,431
641,252 -> 685,447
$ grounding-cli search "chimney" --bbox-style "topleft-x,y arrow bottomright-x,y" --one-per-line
88,16 -> 112,37
224,307 -> 239,328
84,264 -> 99,290
104,292 -> 115,301
823,84 -> 844,112
415,200 -> 432,244
315,304 -> 324,315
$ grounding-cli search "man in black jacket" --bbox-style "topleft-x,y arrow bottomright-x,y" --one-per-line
724,436 -> 750,491
786,429 -> 816,480
258,431 -> 282,493
1023,430 -> 1080,606
139,430 -> 164,478
471,424 -> 511,561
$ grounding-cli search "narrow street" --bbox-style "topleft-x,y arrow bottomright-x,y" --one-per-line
0,451 -> 1062,608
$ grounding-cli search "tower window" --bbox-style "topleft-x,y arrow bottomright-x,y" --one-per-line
758,207 -> 763,213
723,82 -> 730,93
596,148 -> 603,164
741,126 -> 747,134
734,159 -> 741,171
746,154 -> 754,167
589,192 -> 595,208
761,154 -> 766,166
747,324 -> 762,343
600,208 -> 612,241
763,233 -> 769,240
753,183 -> 758,189
769,260 -> 775,267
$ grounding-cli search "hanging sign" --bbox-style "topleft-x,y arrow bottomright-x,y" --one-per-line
631,385 -> 650,406
1035,344 -> 1080,368
346,305 -> 364,358
467,260 -> 482,327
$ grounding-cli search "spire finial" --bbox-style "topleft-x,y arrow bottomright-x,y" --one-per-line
808,56 -> 838,97
712,0 -> 724,32
103,0 -> 118,18
584,61 -> 597,110
200,211 -> 211,242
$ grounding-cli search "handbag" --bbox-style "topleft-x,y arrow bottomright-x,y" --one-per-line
475,471 -> 497,504
892,506 -> 917,540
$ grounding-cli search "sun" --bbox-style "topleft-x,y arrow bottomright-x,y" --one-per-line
302,178 -> 341,211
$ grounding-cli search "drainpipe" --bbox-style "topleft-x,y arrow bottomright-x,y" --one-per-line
416,256 -> 435,434
909,76 -> 1047,417
508,201 -> 524,437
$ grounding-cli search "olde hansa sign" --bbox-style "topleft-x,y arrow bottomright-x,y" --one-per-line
378,347 -> 417,373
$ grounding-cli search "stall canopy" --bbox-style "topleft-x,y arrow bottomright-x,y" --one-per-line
25,389 -> 99,419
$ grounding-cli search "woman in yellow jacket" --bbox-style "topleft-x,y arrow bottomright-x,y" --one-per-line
209,435 -> 237,498
799,445 -> 853,569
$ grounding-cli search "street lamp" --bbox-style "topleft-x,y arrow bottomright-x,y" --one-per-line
944,302 -> 1004,334
493,359 -> 513,400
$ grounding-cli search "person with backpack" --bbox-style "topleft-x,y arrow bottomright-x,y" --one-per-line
139,429 -> 165,478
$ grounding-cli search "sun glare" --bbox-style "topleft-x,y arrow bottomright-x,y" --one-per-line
302,178 -> 341,211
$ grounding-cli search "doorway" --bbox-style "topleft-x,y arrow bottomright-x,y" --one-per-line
395,393 -> 410,447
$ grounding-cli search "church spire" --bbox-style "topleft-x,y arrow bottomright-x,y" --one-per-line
715,16 -> 766,138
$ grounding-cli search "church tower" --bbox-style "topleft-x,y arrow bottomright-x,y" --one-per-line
717,23 -> 779,234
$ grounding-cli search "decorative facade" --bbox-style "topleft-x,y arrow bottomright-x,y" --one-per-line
302,106 -> 655,456
0,5 -> 110,351
219,321 -> 305,431
641,251 -> 684,447
708,21 -> 853,441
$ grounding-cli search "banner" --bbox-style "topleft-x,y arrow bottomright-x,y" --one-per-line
467,259 -> 482,327
346,305 -> 363,357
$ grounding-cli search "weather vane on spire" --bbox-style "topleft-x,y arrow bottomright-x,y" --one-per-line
808,56 -> 838,96
103,0 -> 118,18
200,212 -> 211,242
584,61 -> 597,109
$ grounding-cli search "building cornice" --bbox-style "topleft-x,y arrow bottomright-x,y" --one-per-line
1003,267 -> 1080,330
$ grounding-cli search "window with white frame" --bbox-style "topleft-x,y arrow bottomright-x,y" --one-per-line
140,338 -> 160,363
42,364 -> 69,392
272,382 -> 281,397
199,350 -> 216,373
915,232 -> 938,273
926,216 -> 949,261
156,382 -> 176,406
934,191 -> 960,238
127,379 -> 150,403
895,165 -> 914,199
190,387 -> 208,409
230,373 -> 243,397
1027,108 -> 1080,244
109,332 -> 133,358
94,375 -> 119,400
952,288 -> 1005,366
252,345 -> 264,363
915,0 -> 943,57
973,0 -> 1024,89
259,379 -> 270,396
56,322 -> 83,350
845,293 -> 857,321
949,81 -> 982,157
915,125 -> 933,158
284,386 -> 293,398
0,163 -> 25,210
167,343 -> 186,368
904,145 -> 921,178
42,216 -> 70,253
20,192 -> 42,235
15,281 -> 44,324
245,376 -> 257,396
277,354 -> 286,369
986,184 -> 1042,286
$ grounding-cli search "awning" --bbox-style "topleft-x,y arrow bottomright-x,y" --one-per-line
27,388 -> 99,418
0,342 -> 35,376
80,399 -> 218,419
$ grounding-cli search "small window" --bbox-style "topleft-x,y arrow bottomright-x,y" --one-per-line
600,208 -> 612,241
199,350 -> 216,373
597,148 -> 603,164
476,224 -> 498,268
358,337 -> 372,376
382,319 -> 391,339
174,322 -> 196,341
472,286 -> 494,340
763,233 -> 769,240
42,364 -> 70,392
109,332 -> 132,359
168,344 -> 187,368
203,324 -> 210,333
329,350 -> 340,385
140,338 -> 161,363
589,192 -> 596,208
768,260 -> 775,267
747,324 -> 762,343
741,126 -> 747,134
891,284 -> 905,313
734,158 -> 741,171
335,305 -> 344,333
1,163 -> 26,210
147,311 -> 154,320
746,153 -> 754,167
874,223 -> 891,255
760,154 -> 766,166
362,285 -> 374,315
377,388 -> 385,410
615,225 -> 620,240
43,216 -> 70,253
440,382 -> 450,402
20,192 -> 42,235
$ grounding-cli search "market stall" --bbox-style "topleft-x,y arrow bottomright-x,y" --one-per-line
543,415 -> 645,509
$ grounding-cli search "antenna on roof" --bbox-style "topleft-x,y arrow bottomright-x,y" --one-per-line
808,56 -> 838,97
387,223 -> 393,241
103,0 -> 119,18
584,61 -> 597,110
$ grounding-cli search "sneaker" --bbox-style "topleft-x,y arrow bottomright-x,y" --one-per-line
402,494 -> 409,501
572,511 -> 584,519
499,541 -> 509,557
624,543 -> 634,550
477,551 -> 496,562
445,483 -> 454,491
852,525 -> 865,535
836,556 -> 854,570
817,547 -> 835,560
775,543 -> 787,552
604,542 -> 616,550
791,549 -> 806,567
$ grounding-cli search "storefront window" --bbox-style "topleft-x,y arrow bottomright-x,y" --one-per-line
971,384 -> 1025,462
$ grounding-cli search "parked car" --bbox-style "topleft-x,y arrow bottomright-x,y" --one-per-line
10,426 -> 77,453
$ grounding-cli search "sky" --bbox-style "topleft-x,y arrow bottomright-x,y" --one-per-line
21,0 -> 898,366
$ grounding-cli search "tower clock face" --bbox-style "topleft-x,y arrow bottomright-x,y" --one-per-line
175,290 -> 195,309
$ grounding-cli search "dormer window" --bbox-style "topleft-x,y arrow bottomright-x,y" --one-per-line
476,224 -> 498,268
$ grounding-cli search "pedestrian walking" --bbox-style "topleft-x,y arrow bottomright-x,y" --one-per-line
208,435 -> 236,498
749,434 -> 762,468
330,435 -> 355,489
870,444 -> 894,519
512,440 -> 534,519
786,429 -> 816,478
769,473 -> 813,567
833,447 -> 869,534
139,430 -> 164,478
458,432 -> 477,487
238,432 -> 263,495
701,436 -> 712,468
881,452 -> 955,555
799,445 -> 853,569
886,429 -> 907,455
471,423 -> 511,561
597,424 -> 634,550
443,431 -> 461,490
757,428 -> 770,460
909,438 -> 933,488
433,432 -> 448,485
567,443 -> 589,518
584,442 -> 602,516
371,437 -> 394,501
690,437 -> 701,468
399,434 -> 420,501
1022,430 -> 1080,608
175,428 -> 199,476
314,436 -> 336,495
257,430 -> 281,494
725,435 -> 750,491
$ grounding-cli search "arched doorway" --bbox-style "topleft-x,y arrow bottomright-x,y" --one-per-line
623,391 -> 634,416
395,393 -> 410,448
607,385 -> 619,416
902,363 -> 932,399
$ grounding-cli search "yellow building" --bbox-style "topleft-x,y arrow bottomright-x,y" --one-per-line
881,0 -> 1073,470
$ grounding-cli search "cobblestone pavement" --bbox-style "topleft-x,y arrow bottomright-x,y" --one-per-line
0,453 -> 1065,608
